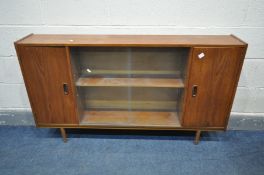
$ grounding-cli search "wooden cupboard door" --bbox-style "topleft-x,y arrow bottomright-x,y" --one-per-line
17,46 -> 78,125
183,47 -> 245,127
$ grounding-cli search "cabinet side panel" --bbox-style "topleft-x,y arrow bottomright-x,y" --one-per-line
183,47 -> 246,127
223,46 -> 247,129
16,46 -> 78,124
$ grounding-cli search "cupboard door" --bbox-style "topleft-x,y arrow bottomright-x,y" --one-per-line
17,46 -> 78,125
183,47 -> 245,127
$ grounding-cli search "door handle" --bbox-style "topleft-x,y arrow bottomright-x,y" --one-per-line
192,85 -> 198,97
63,83 -> 69,95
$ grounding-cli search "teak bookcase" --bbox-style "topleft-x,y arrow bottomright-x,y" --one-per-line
15,34 -> 247,144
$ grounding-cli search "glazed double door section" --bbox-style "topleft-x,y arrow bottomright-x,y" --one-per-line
17,46 -> 245,127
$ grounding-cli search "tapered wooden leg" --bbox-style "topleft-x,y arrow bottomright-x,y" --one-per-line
60,128 -> 67,143
194,130 -> 201,145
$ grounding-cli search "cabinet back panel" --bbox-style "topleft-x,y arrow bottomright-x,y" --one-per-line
78,87 -> 182,111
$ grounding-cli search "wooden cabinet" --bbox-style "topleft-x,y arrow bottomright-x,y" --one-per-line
15,34 -> 247,144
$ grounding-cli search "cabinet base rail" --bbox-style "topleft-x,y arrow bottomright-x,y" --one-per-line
59,128 -> 203,145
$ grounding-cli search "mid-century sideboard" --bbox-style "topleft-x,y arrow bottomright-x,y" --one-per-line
15,34 -> 247,144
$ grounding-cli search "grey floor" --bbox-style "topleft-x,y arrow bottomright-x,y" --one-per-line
0,126 -> 263,175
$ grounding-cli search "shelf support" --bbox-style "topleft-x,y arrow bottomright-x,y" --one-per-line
60,128 -> 67,143
194,130 -> 201,145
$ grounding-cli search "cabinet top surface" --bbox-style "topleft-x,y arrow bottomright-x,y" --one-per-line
16,34 -> 247,47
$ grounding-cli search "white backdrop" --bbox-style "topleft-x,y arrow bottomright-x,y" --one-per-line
0,0 -> 263,117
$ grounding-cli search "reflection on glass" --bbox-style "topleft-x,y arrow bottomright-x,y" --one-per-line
70,47 -> 189,126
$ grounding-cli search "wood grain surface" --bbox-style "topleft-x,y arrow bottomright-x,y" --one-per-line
81,111 -> 180,127
182,47 -> 246,127
16,34 -> 246,47
17,46 -> 78,124
76,77 -> 184,88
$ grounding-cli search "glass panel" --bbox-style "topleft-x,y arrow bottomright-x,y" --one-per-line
70,47 -> 189,126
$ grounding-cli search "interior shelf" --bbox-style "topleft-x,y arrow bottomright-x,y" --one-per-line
76,77 -> 184,88
80,111 -> 181,127
84,100 -> 178,111
81,69 -> 181,77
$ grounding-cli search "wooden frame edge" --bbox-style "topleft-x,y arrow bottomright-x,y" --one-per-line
65,46 -> 80,124
36,123 -> 225,131
14,33 -> 34,45
15,34 -> 246,47
230,34 -> 248,46
180,47 -> 194,125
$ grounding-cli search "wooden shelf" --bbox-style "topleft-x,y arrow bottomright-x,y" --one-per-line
80,111 -> 180,127
76,77 -> 184,88
81,70 -> 181,76
85,100 -> 178,111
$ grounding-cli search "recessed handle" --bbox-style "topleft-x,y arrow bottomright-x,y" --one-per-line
63,83 -> 69,95
192,85 -> 198,97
